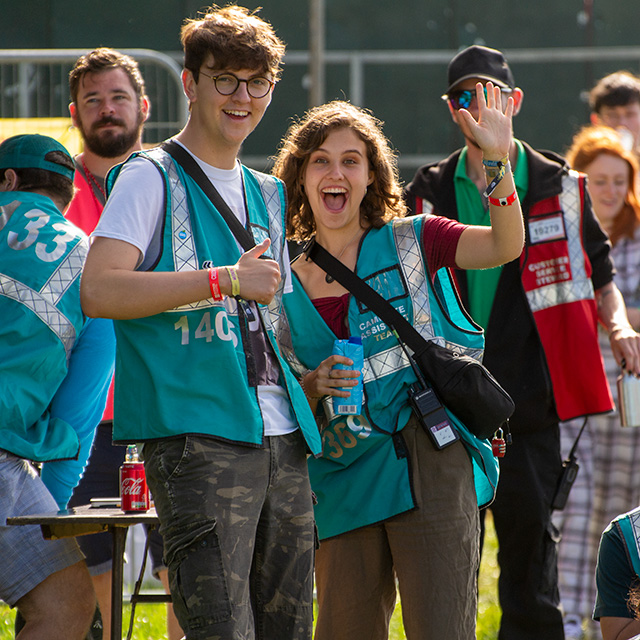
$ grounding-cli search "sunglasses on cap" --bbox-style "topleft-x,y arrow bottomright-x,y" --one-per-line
444,86 -> 512,110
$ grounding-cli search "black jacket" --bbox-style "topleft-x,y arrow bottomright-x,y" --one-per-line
404,142 -> 614,433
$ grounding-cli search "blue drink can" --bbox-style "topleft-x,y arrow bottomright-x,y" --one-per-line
332,336 -> 364,415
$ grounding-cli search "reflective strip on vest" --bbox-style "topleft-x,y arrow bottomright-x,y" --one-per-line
41,239 -> 87,305
393,217 -> 435,339
147,148 -> 211,313
0,239 -> 85,361
627,510 -> 640,565
249,169 -> 286,336
617,508 -> 640,578
357,218 -> 482,386
418,198 -> 434,215
525,170 -> 594,312
145,149 -> 287,334
362,344 -> 410,386
250,170 -> 284,264
146,149 -> 229,314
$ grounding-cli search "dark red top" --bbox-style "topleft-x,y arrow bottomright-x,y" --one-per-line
312,216 -> 465,338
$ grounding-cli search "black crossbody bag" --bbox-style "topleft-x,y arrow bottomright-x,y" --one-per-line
305,238 -> 514,440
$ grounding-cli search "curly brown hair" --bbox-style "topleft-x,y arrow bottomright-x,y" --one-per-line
565,124 -> 640,245
181,4 -> 285,82
272,100 -> 406,242
627,580 -> 640,619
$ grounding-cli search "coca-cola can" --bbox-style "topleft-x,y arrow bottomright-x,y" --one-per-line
120,461 -> 150,512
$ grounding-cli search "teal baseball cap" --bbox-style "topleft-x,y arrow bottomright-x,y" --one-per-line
0,134 -> 74,181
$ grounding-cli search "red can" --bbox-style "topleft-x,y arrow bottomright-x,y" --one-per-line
120,460 -> 150,512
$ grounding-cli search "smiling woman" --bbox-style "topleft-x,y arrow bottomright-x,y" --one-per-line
554,124 -> 640,635
301,127 -> 373,237
272,98 -> 522,640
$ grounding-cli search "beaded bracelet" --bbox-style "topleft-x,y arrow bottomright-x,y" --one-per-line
225,266 -> 241,297
488,189 -> 518,207
208,267 -> 223,301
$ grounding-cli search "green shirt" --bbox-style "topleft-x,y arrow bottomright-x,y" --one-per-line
594,519 -> 638,620
454,140 -> 529,329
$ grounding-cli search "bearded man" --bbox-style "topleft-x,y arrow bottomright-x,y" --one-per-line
67,47 -> 149,230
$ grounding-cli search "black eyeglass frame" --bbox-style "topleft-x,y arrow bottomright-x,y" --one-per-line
198,70 -> 276,99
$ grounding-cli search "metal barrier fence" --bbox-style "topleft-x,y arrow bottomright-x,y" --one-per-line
0,48 -> 188,145
276,46 -> 640,173
5,46 -> 640,178
166,45 -> 640,176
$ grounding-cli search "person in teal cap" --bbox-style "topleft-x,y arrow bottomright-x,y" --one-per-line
594,506 -> 640,640
0,134 -> 114,639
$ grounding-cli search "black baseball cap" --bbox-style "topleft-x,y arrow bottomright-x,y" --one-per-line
443,45 -> 515,97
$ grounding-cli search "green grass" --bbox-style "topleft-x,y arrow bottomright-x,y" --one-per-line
0,513 -> 501,639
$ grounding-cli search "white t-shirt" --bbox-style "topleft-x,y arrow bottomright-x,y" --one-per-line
94,143 -> 297,437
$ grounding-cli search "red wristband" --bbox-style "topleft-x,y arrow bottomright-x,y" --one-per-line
488,189 -> 518,207
208,267 -> 223,301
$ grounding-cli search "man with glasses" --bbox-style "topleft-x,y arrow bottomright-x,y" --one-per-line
79,5 -> 322,639
404,45 -> 640,640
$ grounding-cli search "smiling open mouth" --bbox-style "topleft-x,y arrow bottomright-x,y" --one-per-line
322,187 -> 347,211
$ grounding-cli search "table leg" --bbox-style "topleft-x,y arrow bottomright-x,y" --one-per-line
111,526 -> 127,640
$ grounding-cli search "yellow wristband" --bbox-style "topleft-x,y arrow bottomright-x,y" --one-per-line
225,266 -> 241,297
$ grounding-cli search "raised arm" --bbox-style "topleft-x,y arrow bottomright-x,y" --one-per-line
453,82 -> 525,270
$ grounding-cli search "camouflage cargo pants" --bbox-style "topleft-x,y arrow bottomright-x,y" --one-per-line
143,432 -> 315,640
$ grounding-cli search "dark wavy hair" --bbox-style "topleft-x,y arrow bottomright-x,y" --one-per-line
272,100 -> 406,242
181,4 -> 285,81
565,124 -> 640,245
69,47 -> 146,104
589,71 -> 640,113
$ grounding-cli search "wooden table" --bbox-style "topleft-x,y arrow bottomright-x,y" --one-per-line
7,504 -> 162,640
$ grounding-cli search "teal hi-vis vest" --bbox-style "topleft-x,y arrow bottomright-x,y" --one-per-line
615,506 -> 640,578
0,192 -> 88,462
280,216 -> 499,539
108,148 -> 321,455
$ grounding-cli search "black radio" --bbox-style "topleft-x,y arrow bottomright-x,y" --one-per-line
408,384 -> 459,450
551,455 -> 580,511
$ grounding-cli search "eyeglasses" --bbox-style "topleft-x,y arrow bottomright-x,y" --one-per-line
199,70 -> 275,99
444,86 -> 512,110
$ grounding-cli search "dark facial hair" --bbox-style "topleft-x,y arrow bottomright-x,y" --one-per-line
77,112 -> 144,158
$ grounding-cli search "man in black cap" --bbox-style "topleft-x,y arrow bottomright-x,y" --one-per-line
404,45 -> 640,640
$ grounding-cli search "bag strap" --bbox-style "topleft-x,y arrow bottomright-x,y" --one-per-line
161,140 -> 256,252
306,238 -> 429,355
